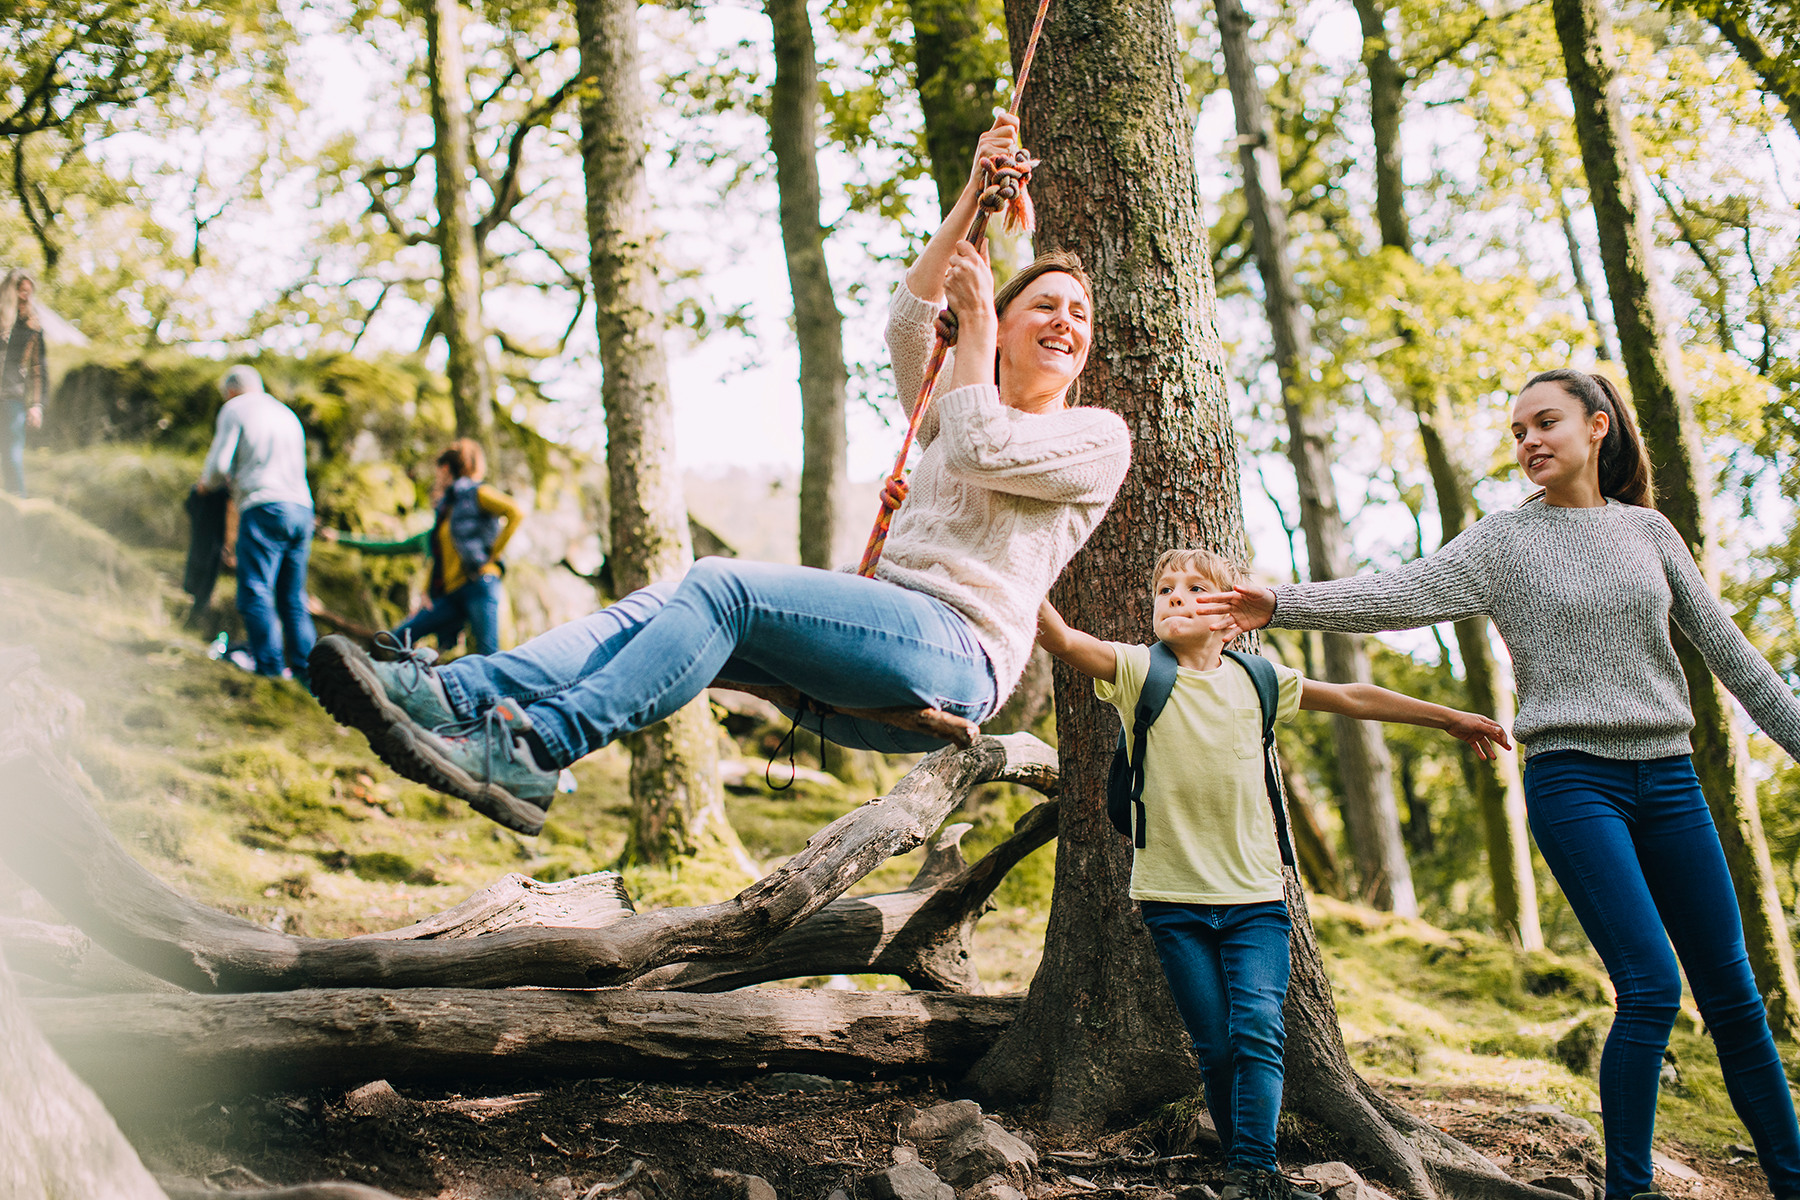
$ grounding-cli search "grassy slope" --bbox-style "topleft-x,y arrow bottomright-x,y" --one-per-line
2,460 -> 1787,1158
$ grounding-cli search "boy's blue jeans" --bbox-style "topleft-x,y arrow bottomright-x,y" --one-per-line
436,558 -> 998,764
1525,750 -> 1800,1200
234,501 -> 317,678
394,574 -> 502,657
4,399 -> 27,497
1141,899 -> 1292,1173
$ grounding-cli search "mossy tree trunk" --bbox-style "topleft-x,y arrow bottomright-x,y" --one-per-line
1218,0 -> 1416,918
1553,0 -> 1800,1038
1350,0 -> 1540,945
767,0 -> 848,570
575,0 -> 737,869
425,0 -> 494,450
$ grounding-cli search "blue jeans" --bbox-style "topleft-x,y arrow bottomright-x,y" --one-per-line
1142,899 -> 1292,1173
3,400 -> 26,497
234,501 -> 317,678
1525,750 -> 1800,1200
436,558 -> 998,764
394,574 -> 502,656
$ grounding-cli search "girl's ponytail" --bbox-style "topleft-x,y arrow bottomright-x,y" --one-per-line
1524,368 -> 1655,508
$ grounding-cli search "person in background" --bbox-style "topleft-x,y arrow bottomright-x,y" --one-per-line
0,269 -> 49,497
323,438 -> 522,658
199,365 -> 316,684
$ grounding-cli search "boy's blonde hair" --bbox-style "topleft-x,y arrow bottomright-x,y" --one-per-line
1150,547 -> 1244,595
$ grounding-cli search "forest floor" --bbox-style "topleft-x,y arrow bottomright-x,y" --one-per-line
2,462 -> 1796,1200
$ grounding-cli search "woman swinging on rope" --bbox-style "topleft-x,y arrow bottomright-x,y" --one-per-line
310,112 -> 1131,835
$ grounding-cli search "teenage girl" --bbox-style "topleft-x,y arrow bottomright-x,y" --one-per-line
1198,368 -> 1800,1200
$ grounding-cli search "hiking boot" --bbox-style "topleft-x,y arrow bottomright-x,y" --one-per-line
310,634 -> 457,783
1221,1169 -> 1312,1200
411,700 -> 557,835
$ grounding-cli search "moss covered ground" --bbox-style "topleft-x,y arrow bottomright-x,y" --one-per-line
4,445 -> 1794,1167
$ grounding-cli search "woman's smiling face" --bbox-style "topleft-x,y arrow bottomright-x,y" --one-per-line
1511,381 -> 1607,493
995,271 -> 1091,407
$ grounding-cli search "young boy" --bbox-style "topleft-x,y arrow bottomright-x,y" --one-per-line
1037,548 -> 1509,1200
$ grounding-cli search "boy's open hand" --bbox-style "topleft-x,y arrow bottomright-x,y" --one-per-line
1444,711 -> 1512,760
1193,583 -> 1276,633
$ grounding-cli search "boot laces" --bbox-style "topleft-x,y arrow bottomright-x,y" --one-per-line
374,630 -> 440,701
433,702 -> 524,802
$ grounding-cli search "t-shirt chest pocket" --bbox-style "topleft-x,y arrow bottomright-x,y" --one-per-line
1233,707 -> 1262,759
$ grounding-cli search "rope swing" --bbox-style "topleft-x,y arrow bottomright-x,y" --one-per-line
855,0 -> 1057,578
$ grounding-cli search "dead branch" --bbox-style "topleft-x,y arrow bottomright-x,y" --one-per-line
0,660 -> 1055,992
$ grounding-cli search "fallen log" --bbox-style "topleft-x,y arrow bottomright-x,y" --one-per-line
29,987 -> 1024,1106
0,657 -> 1057,991
634,799 -> 1059,992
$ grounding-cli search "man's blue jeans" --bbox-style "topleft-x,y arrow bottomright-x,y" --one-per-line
3,400 -> 27,497
394,574 -> 502,656
1525,750 -> 1800,1200
436,558 -> 998,764
1141,899 -> 1292,1174
234,501 -> 317,678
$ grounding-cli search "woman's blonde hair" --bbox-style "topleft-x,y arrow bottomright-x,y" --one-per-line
992,249 -> 1093,406
0,269 -> 40,334
1150,547 -> 1244,595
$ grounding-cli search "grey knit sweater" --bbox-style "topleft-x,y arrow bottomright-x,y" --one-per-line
1271,498 -> 1800,762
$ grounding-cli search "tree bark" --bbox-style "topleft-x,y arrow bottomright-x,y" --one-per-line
1552,0 -> 1800,1038
576,0 -> 734,867
31,987 -> 1023,1107
1218,0 -> 1417,917
910,0 -> 1003,216
1542,139 -> 1620,363
1281,763 -> 1348,901
0,657 -> 1058,991
767,0 -> 848,569
425,0 -> 495,447
1350,0 -> 1538,943
965,0 -> 1244,1129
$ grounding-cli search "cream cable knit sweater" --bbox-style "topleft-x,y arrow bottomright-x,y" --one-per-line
877,282 -> 1131,701
1271,498 -> 1800,762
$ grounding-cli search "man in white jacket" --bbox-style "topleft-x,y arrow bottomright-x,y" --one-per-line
198,365 -> 316,684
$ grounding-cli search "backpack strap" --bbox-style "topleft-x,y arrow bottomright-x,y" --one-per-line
1222,648 -> 1296,868
1123,641 -> 1180,848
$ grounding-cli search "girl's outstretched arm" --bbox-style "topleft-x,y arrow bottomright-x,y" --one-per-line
904,113 -> 1020,305
1301,679 -> 1512,760
1037,599 -> 1117,682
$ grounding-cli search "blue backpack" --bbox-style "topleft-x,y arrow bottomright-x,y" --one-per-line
1105,642 -> 1296,866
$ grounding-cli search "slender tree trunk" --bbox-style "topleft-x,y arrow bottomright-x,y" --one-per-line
426,0 -> 495,448
1553,0 -> 1800,1038
576,0 -> 736,868
1543,142 -> 1620,362
1219,0 -> 1416,917
767,0 -> 848,570
1352,0 -> 1539,943
910,0 -> 1003,217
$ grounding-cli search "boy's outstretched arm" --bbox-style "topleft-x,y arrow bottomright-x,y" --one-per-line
1036,599 -> 1118,683
1301,680 -> 1512,760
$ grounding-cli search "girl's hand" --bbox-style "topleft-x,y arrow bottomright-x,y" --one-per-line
942,240 -> 996,335
1444,711 -> 1512,760
1192,583 -> 1276,633
966,113 -> 1021,196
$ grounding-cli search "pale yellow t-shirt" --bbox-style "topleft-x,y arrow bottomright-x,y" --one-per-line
1096,643 -> 1305,904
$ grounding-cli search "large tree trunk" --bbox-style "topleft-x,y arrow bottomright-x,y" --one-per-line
1219,0 -> 1416,918
576,0 -> 736,867
910,0 -> 1003,217
1553,0 -> 1800,1039
425,0 -> 495,447
767,0 -> 849,569
1350,0 -> 1537,943
32,987 -> 1023,1107
964,0 -> 1232,1129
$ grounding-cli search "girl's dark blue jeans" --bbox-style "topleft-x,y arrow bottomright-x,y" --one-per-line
1524,750 -> 1800,1200
1141,899 -> 1291,1173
